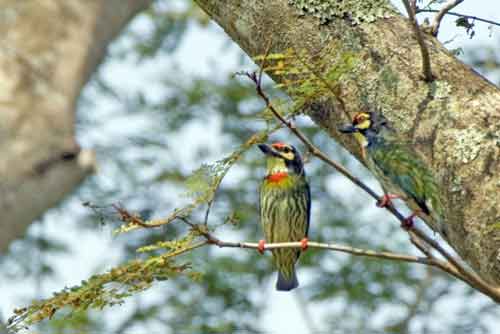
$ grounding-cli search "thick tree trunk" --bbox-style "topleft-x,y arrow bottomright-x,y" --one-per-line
195,0 -> 500,284
0,0 -> 153,253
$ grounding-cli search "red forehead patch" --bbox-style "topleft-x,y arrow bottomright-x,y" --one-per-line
272,142 -> 286,149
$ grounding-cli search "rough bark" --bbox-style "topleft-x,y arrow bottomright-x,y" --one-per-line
194,0 -> 500,284
0,0 -> 153,253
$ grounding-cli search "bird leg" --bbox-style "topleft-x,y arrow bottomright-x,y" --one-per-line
376,194 -> 401,208
258,239 -> 266,254
300,238 -> 309,251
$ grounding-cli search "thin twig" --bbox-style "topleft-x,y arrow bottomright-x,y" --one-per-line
113,204 -> 185,228
428,0 -> 464,36
416,9 -> 500,28
212,239 -> 437,264
401,0 -> 434,81
163,240 -> 208,259
204,200 -> 213,226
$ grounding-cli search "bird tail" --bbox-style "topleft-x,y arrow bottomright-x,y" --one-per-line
276,268 -> 299,291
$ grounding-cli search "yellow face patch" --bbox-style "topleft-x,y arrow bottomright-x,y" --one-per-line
355,119 -> 371,130
353,112 -> 371,130
280,151 -> 294,160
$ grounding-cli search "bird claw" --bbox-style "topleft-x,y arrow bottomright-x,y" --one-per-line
300,238 -> 309,251
376,194 -> 400,208
401,213 -> 417,230
258,239 -> 266,254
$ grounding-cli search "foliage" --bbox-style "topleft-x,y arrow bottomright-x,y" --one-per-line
8,251 -> 199,332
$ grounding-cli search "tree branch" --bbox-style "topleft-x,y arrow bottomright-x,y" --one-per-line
0,0 -> 153,254
416,9 -> 500,28
428,0 -> 464,36
215,240 -> 442,264
401,0 -> 434,81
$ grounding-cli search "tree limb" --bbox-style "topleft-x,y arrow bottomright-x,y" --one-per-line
428,0 -> 465,36
417,9 -> 500,28
0,0 -> 153,253
401,0 -> 434,81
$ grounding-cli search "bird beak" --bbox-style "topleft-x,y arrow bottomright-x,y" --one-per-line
338,124 -> 358,134
258,144 -> 279,157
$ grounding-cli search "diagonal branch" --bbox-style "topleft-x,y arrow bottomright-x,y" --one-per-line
428,0 -> 465,36
401,0 -> 434,81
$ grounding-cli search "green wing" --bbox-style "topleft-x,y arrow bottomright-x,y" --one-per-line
370,142 -> 442,218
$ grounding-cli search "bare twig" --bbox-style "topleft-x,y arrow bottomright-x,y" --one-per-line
188,222 -> 478,280
204,200 -> 213,226
416,9 -> 500,28
113,204 -> 185,228
428,0 -> 464,36
214,240 -> 436,264
401,0 -> 434,81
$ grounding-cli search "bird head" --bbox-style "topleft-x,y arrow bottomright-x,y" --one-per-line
338,111 -> 390,147
258,142 -> 304,177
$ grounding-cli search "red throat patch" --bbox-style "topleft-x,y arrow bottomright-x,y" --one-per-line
266,172 -> 289,183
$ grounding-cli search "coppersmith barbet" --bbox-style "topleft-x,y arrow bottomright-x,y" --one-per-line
339,112 -> 445,232
258,142 -> 311,291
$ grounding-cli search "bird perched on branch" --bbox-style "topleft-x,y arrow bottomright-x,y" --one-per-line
258,142 -> 311,291
339,112 -> 444,232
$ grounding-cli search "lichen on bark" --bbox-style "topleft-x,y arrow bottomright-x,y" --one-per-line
288,0 -> 396,24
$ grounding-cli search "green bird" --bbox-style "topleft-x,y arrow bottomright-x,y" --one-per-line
258,142 -> 311,291
339,112 -> 444,232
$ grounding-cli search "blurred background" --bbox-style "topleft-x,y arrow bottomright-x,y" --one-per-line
1,0 -> 499,333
